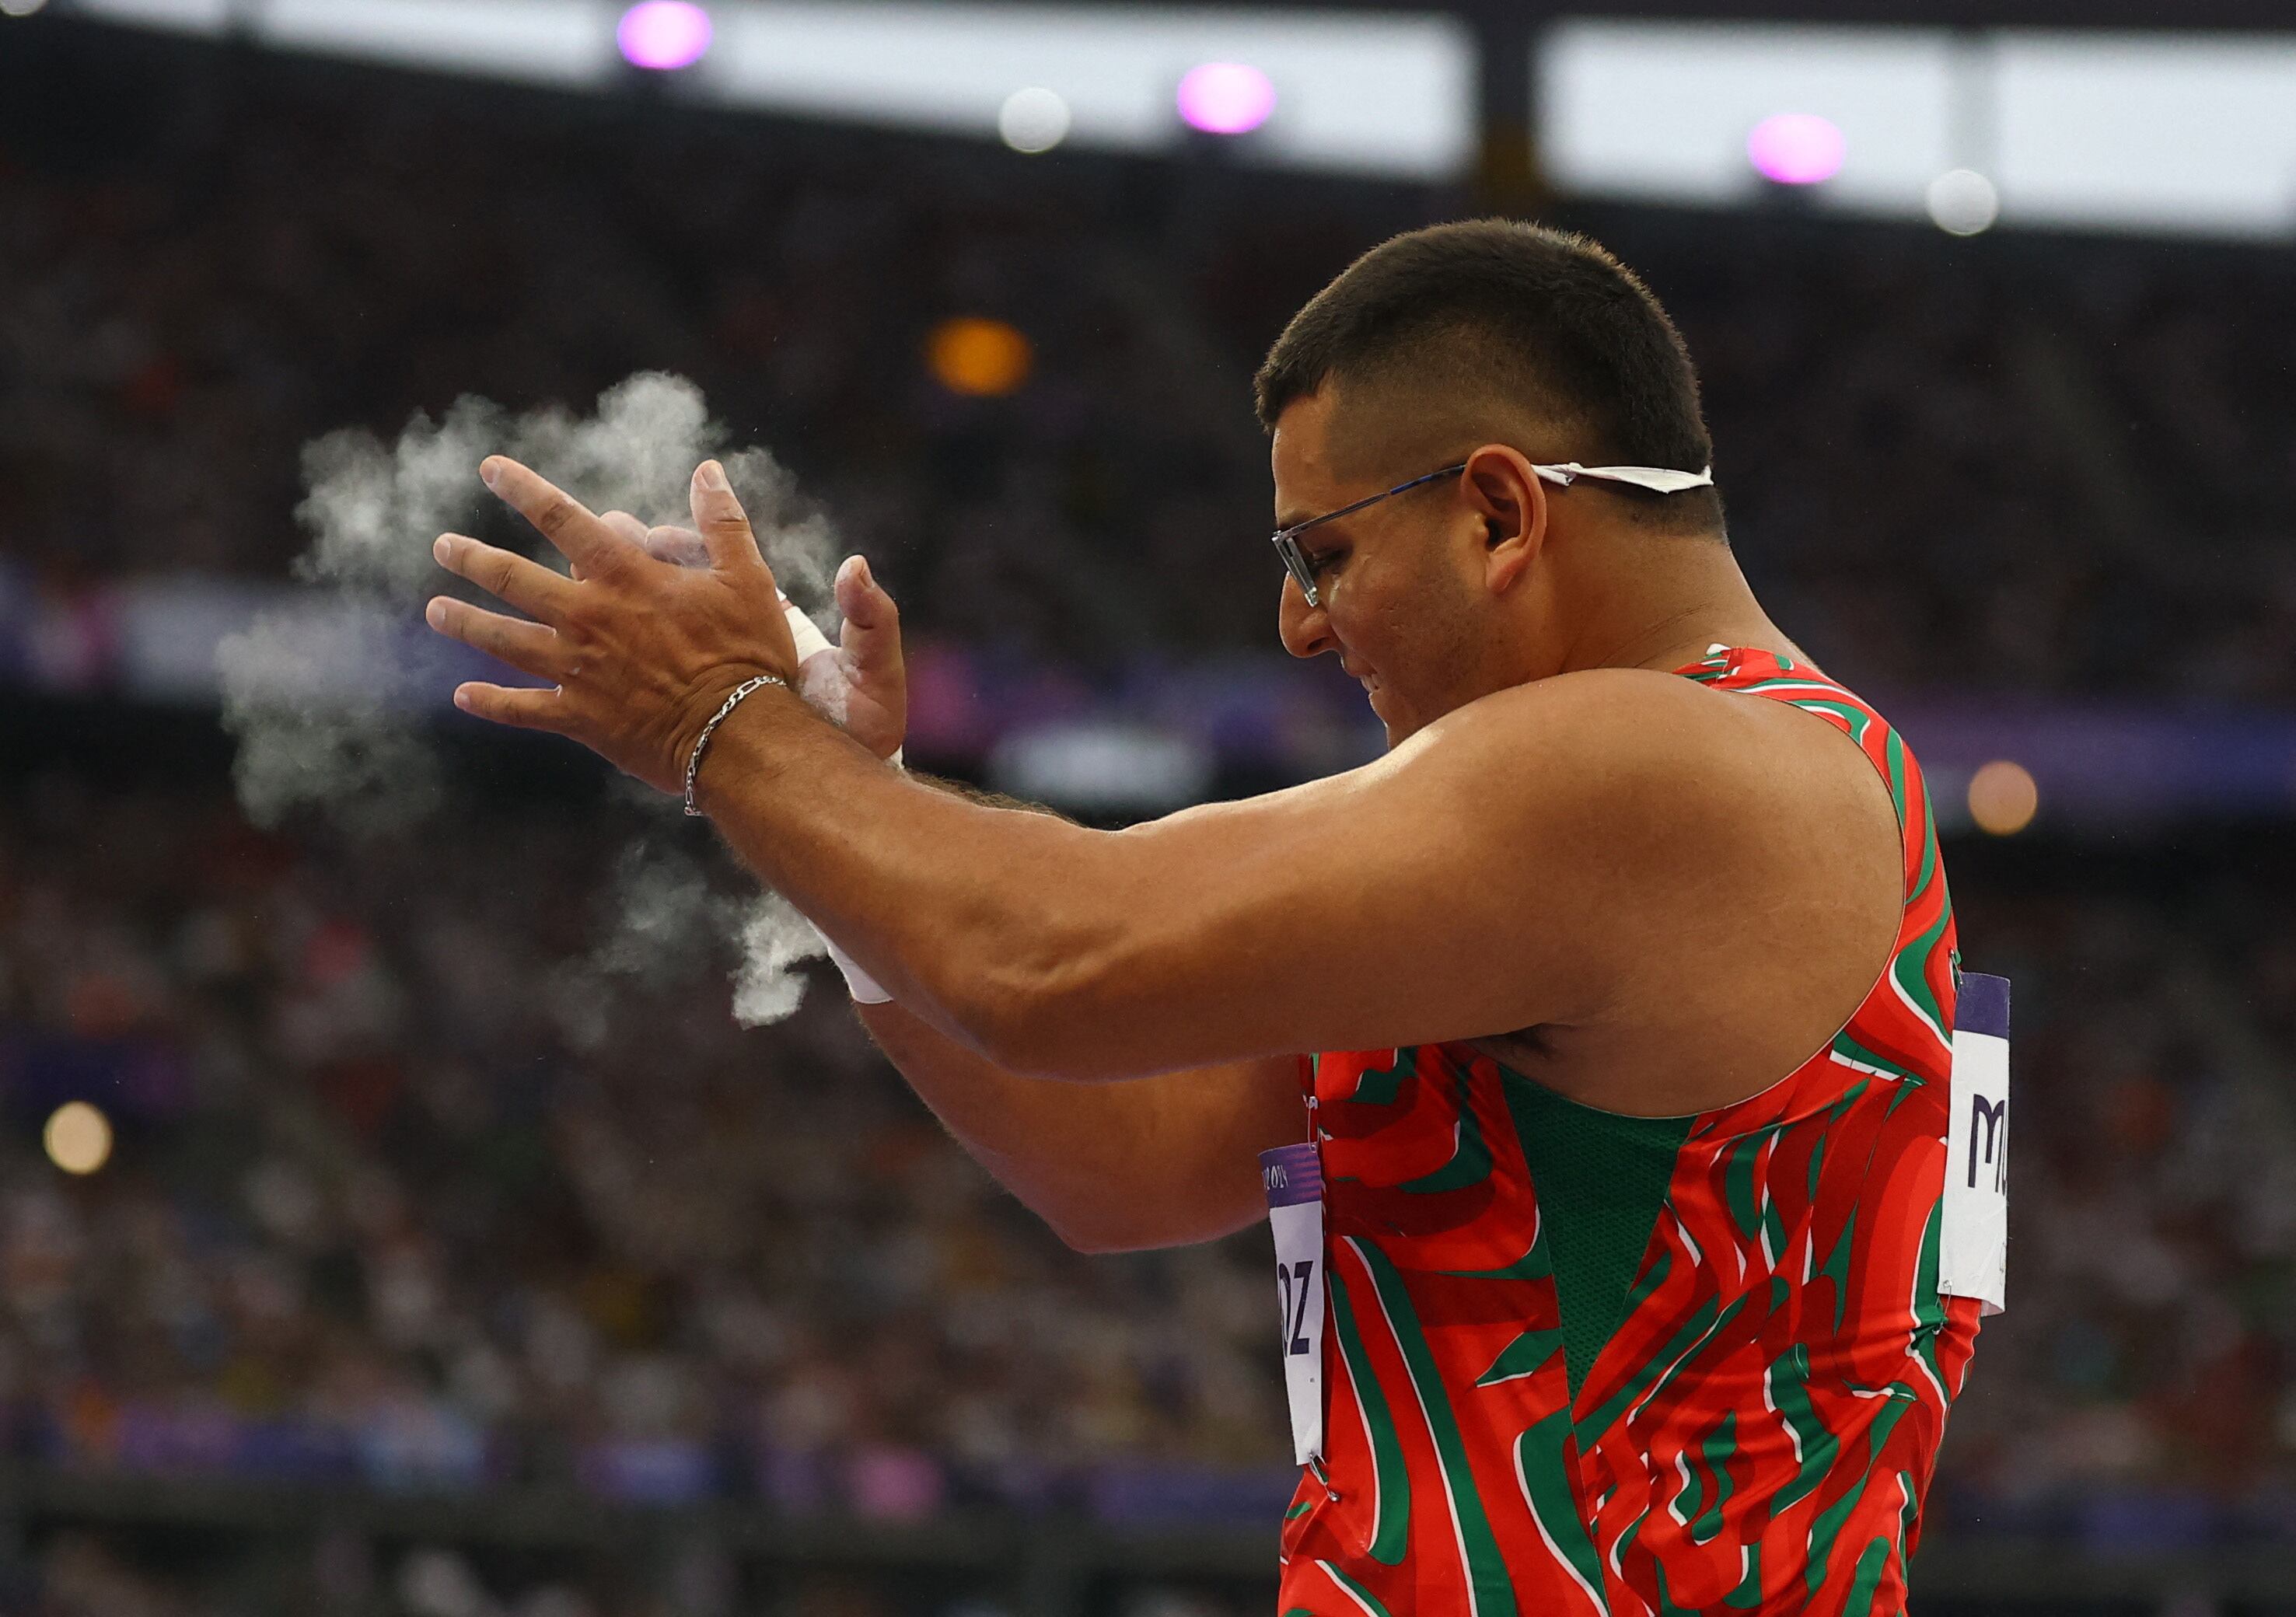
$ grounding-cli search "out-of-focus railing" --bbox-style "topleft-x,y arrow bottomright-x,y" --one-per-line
2,1465 -> 2293,1615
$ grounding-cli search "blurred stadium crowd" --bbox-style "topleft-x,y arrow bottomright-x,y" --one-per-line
4,48 -> 2295,698
4,23 -> 2296,1617
5,768 -> 2296,1584
0,775 -> 1291,1512
7,768 -> 2296,1544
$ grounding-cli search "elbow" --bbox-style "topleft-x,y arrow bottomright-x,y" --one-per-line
1050,1219 -> 1127,1256
1045,1211 -> 1171,1256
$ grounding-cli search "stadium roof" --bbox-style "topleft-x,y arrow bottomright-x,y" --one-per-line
1073,0 -> 2293,26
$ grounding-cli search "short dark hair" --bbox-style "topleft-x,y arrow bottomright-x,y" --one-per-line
1253,219 -> 1722,535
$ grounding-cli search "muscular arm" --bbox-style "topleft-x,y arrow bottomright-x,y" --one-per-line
854,1001 -> 1304,1252
434,463 -> 1890,1118
698,664 -> 1789,1082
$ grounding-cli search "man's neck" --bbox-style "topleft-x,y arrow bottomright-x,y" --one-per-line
1551,536 -> 1802,678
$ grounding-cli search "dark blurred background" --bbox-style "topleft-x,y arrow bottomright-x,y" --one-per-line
2,2 -> 2295,1613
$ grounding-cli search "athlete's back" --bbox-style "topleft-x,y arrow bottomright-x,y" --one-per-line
1278,645 -> 1987,1617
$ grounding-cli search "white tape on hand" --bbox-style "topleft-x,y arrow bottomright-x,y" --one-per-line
781,595 -> 834,663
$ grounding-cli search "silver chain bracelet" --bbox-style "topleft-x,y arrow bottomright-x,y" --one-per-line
683,673 -> 788,817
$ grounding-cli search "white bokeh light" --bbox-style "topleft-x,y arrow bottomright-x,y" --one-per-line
998,86 -> 1071,153
1927,167 -> 2001,234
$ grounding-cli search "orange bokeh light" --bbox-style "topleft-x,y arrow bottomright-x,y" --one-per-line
928,317 -> 1033,397
1968,760 -> 2039,836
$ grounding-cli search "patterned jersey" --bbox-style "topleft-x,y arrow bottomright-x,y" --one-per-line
1277,646 -> 1982,1617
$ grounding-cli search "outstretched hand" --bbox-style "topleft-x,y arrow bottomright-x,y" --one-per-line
424,456 -> 802,797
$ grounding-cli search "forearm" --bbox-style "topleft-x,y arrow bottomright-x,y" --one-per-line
854,997 -> 1283,1253
691,684 -> 1103,1060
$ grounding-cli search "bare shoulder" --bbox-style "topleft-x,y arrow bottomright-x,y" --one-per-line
1417,667 -> 1906,1113
1403,665 -> 1867,828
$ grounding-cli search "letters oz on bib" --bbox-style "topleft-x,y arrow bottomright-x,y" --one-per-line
1941,972 -> 2011,1315
1260,1143 -> 1326,1467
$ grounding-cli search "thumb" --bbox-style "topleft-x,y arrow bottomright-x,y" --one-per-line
834,555 -> 902,677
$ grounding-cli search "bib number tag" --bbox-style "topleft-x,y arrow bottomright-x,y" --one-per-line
1262,1143 -> 1326,1466
1941,973 -> 2011,1315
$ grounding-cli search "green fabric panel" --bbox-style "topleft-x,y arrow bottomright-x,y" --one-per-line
1499,1069 -> 1695,1399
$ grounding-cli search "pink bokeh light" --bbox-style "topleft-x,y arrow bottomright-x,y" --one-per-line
617,2 -> 712,72
1746,113 -> 1844,186
1176,62 -> 1276,136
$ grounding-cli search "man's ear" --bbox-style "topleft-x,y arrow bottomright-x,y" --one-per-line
1463,445 -> 1546,595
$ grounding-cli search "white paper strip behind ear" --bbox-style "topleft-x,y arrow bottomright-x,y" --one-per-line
1941,973 -> 2011,1315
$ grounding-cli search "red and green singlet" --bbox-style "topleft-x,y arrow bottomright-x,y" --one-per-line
1277,646 -> 1983,1617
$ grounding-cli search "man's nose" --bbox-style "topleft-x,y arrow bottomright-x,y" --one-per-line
1277,574 -> 1336,660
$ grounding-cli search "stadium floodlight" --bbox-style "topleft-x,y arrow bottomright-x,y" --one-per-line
1176,62 -> 1276,136
617,1 -> 711,72
1746,112 -> 1845,185
1927,168 -> 2001,235
999,87 -> 1071,154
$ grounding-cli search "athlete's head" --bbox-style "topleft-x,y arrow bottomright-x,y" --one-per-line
1255,219 -> 1725,744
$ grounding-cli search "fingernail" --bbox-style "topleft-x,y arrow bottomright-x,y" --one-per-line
696,460 -> 727,491
453,688 -> 471,711
433,536 -> 452,564
854,556 -> 874,587
425,599 -> 446,628
479,459 -> 500,490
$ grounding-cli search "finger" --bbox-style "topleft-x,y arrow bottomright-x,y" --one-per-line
645,524 -> 710,568
433,532 -> 578,625
425,595 -> 567,682
688,460 -> 767,575
481,456 -> 626,579
834,554 -> 903,678
579,514 -> 646,581
449,681 -> 571,733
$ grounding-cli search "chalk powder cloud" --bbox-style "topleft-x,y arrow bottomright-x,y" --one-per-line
218,372 -> 844,1029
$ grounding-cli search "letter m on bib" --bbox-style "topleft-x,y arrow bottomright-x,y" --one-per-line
1941,973 -> 2010,1314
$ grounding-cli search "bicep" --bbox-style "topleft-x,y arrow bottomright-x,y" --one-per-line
1019,672 -> 1759,1077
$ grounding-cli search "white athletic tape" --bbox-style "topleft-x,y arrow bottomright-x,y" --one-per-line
820,933 -> 892,1004
781,595 -> 834,662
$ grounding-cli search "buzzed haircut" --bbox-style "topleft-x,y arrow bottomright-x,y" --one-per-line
1254,219 -> 1725,536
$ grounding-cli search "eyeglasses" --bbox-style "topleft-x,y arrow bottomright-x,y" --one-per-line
1270,458 -> 1717,608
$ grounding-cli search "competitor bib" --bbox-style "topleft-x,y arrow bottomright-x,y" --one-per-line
1261,1143 -> 1326,1466
1940,972 -> 2011,1314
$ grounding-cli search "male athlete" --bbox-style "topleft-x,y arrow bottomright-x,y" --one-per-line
425,220 -> 1990,1613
